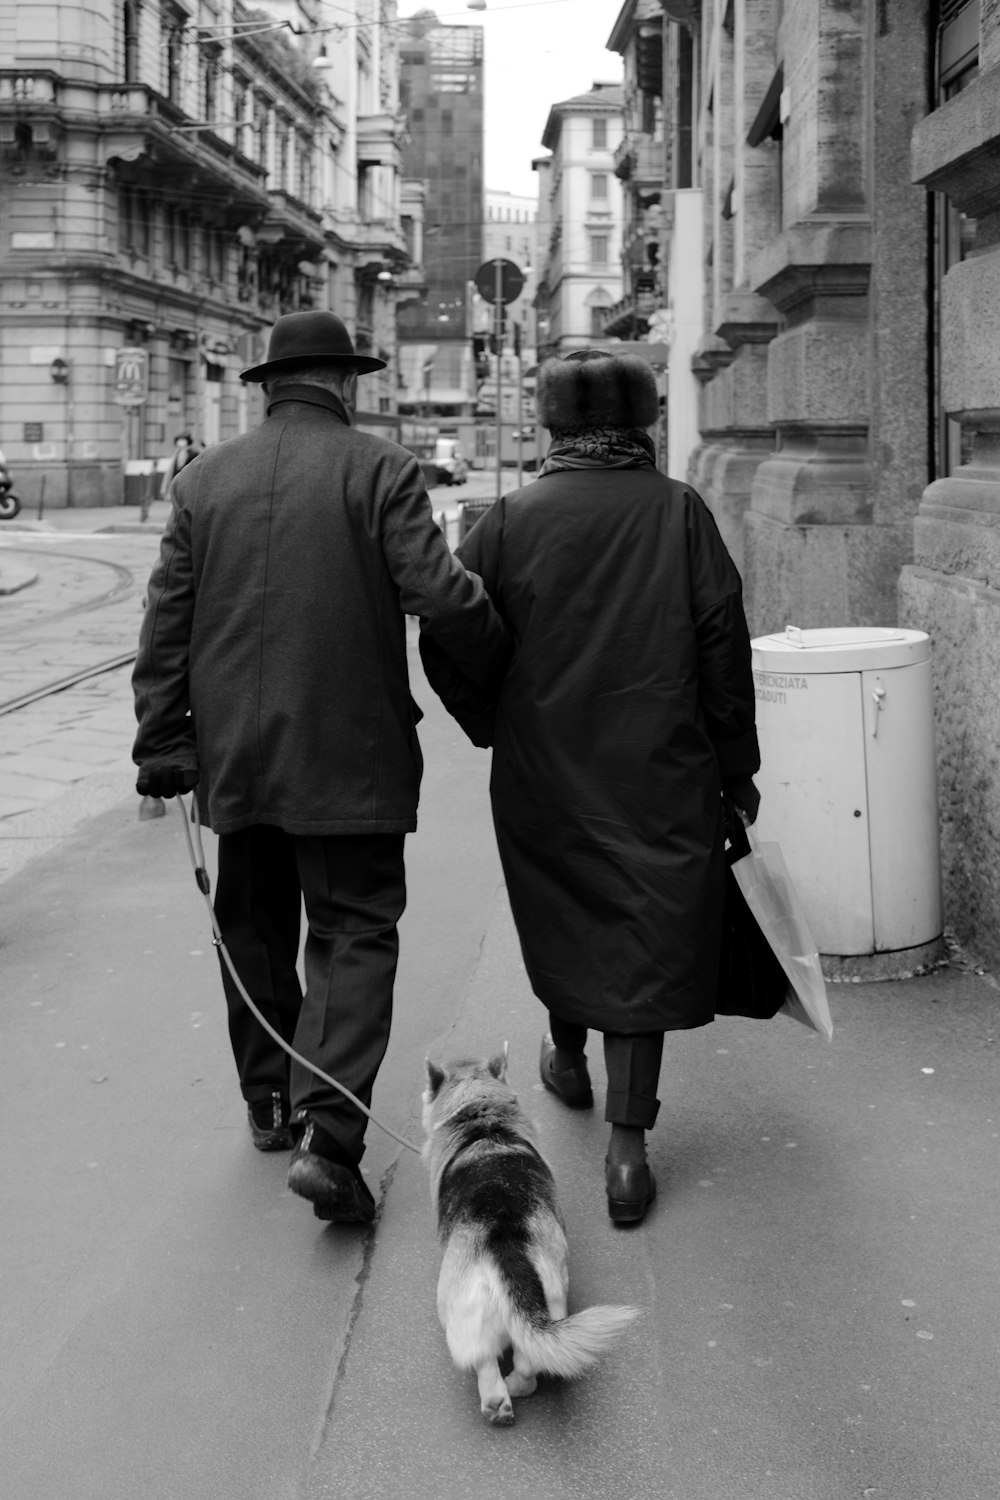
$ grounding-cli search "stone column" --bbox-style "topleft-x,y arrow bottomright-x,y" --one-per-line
689,0 -> 780,573
703,292 -> 780,574
904,9 -> 1000,967
742,0 -> 927,637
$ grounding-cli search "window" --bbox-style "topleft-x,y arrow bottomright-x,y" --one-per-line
177,210 -> 191,270
591,172 -> 608,199
202,226 -> 225,284
202,46 -> 221,123
164,205 -> 190,269
167,358 -> 187,416
123,1 -> 139,83
590,304 -> 609,337
275,116 -> 290,191
254,96 -> 271,169
933,0 -> 981,479
590,234 -> 609,264
161,6 -> 184,104
297,133 -> 312,203
592,117 -> 607,148
118,187 -> 150,257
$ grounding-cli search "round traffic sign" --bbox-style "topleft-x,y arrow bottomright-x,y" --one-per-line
474,258 -> 525,306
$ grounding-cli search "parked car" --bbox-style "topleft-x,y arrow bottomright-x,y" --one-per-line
432,438 -> 469,486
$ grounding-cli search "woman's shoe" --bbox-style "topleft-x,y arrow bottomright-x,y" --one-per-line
539,1033 -> 594,1109
605,1159 -> 656,1225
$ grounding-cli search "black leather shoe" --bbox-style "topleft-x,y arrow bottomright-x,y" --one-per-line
605,1159 -> 656,1225
287,1119 -> 375,1223
247,1092 -> 293,1152
539,1033 -> 594,1109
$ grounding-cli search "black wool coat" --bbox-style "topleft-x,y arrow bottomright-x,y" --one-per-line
421,467 -> 759,1034
133,386 -> 507,836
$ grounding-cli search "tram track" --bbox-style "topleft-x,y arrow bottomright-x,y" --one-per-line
0,539 -> 149,717
0,545 -> 138,639
0,651 -> 138,718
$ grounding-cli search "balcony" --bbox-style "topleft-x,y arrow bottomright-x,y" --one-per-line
91,80 -> 270,219
263,188 -> 325,254
0,72 -> 273,222
614,131 -> 666,190
600,292 -> 647,339
356,111 -> 403,169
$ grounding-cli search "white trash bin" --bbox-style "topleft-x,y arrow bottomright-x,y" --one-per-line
750,626 -> 943,977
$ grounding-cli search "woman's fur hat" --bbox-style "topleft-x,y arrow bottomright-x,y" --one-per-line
535,349 -> 659,433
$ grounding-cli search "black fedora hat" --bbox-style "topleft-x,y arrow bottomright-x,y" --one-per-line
240,310 -> 386,381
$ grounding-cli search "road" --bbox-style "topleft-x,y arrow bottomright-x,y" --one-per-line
1,482 -> 999,1499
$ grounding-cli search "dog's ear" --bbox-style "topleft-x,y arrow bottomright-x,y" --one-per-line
425,1059 -> 446,1096
487,1043 -> 509,1081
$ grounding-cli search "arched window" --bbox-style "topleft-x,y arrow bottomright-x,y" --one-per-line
586,286 -> 614,339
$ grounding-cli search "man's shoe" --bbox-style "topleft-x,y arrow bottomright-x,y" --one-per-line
287,1119 -> 375,1223
539,1033 -> 594,1109
605,1159 -> 656,1226
247,1092 -> 293,1152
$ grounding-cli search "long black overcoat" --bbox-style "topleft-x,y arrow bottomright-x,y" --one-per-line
422,467 -> 759,1034
133,386 -> 506,836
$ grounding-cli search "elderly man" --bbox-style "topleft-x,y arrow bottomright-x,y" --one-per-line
133,311 -> 506,1224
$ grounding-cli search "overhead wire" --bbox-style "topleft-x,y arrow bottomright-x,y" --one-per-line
184,0 -> 576,45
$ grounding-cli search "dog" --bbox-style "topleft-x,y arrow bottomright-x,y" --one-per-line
422,1048 -> 639,1424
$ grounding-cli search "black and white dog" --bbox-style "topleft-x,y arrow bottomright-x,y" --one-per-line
422,1049 -> 638,1424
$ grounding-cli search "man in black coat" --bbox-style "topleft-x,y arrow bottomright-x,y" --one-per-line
133,311 -> 507,1223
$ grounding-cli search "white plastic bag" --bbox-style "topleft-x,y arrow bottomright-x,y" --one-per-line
729,825 -> 833,1042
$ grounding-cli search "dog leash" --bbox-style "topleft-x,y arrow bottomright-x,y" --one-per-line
175,794 -> 422,1156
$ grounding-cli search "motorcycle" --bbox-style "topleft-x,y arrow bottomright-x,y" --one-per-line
0,458 -> 22,520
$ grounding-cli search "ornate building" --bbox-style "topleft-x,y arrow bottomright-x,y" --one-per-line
0,0 -> 411,505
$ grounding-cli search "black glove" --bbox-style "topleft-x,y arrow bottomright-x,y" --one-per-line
136,765 -> 199,799
722,775 -> 760,826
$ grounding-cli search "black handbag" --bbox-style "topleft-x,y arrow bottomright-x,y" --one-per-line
714,803 -> 788,1020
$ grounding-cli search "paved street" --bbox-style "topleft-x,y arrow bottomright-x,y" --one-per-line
1,481 -> 999,1499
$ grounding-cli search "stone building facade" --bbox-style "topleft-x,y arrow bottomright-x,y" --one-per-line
602,0 -> 1000,966
905,0 -> 1000,967
0,0 -> 410,506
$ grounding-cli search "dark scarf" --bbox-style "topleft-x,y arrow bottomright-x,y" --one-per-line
538,426 -> 657,476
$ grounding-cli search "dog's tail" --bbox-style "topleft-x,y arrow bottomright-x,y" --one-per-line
517,1304 -> 639,1379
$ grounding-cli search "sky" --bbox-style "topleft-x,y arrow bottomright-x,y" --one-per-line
393,0 -> 626,200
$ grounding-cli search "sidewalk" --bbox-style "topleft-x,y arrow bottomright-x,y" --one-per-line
1,633 -> 999,1498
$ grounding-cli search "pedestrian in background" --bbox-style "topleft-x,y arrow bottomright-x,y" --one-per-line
421,349 -> 759,1227
133,310 -> 507,1225
159,432 -> 200,501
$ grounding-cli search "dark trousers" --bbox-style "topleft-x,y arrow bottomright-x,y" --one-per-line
214,825 -> 407,1163
548,1013 -> 664,1129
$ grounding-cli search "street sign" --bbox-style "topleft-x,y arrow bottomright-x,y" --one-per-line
474,258 -> 525,306
114,345 -> 149,407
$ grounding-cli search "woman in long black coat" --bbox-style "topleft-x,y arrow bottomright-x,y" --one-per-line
421,350 -> 760,1224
